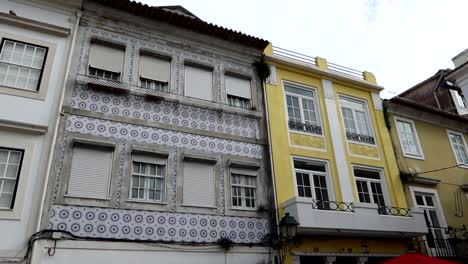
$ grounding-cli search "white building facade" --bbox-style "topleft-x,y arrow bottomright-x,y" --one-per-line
0,0 -> 81,263
30,0 -> 273,263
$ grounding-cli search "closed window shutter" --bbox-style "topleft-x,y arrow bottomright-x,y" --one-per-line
67,145 -> 113,199
183,161 -> 215,206
88,43 -> 125,73
226,75 -> 251,99
184,65 -> 213,101
139,54 -> 171,82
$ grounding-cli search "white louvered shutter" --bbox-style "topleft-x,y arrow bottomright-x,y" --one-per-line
139,54 -> 171,82
88,43 -> 125,73
226,75 -> 251,99
184,65 -> 213,101
183,161 -> 215,206
67,145 -> 113,199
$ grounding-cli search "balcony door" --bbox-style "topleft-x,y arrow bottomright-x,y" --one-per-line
293,159 -> 332,209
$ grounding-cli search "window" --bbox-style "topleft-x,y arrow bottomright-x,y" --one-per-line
131,161 -> 165,202
182,160 -> 215,207
412,191 -> 446,248
230,167 -> 257,209
339,97 -> 375,144
184,64 -> 213,101
452,90 -> 466,108
0,148 -> 23,209
284,84 -> 322,135
395,117 -> 423,159
139,54 -> 170,92
0,39 -> 47,91
353,167 -> 386,207
67,145 -> 113,199
225,75 -> 251,109
88,42 -> 124,81
294,159 -> 331,209
448,131 -> 468,166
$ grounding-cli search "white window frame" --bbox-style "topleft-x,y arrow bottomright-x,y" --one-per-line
291,157 -> 335,201
394,116 -> 425,160
283,81 -> 323,135
447,130 -> 468,168
0,147 -> 23,210
339,95 -> 376,145
130,160 -> 166,203
230,169 -> 258,210
352,165 -> 390,207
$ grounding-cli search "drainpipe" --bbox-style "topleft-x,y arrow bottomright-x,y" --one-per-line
261,71 -> 281,259
35,10 -> 82,232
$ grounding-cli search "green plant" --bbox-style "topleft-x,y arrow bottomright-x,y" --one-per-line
217,237 -> 234,251
253,58 -> 270,82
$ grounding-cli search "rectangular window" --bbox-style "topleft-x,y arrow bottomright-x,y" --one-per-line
230,167 -> 257,209
67,145 -> 113,199
182,160 -> 215,207
184,64 -> 213,101
88,42 -> 124,81
285,84 -> 322,135
139,54 -> 170,92
353,167 -> 386,207
225,75 -> 251,109
340,97 -> 375,144
448,131 -> 468,166
131,161 -> 165,202
294,159 -> 330,209
0,39 -> 47,91
395,118 -> 423,158
0,148 -> 23,209
412,191 -> 446,248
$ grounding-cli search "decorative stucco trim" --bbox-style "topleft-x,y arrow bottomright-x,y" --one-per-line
322,79 -> 353,202
371,92 -> 383,111
0,12 -> 70,37
0,118 -> 48,135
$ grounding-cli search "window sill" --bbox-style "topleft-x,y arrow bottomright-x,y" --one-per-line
229,206 -> 258,212
64,195 -> 111,201
0,84 -> 45,100
126,199 -> 167,205
347,139 -> 376,147
289,130 -> 324,138
402,153 -> 425,160
181,203 -> 217,209
457,164 -> 468,170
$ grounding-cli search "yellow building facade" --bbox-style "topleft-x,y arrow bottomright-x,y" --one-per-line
385,97 -> 468,260
263,45 -> 427,264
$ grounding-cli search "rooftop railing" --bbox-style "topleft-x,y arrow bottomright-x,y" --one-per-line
271,46 -> 366,81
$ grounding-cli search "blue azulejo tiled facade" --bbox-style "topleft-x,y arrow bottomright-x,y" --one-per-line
49,205 -> 269,243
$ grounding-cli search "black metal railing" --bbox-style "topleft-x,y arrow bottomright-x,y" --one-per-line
377,206 -> 411,217
288,121 -> 322,135
311,200 -> 354,212
346,131 -> 375,144
416,226 -> 468,260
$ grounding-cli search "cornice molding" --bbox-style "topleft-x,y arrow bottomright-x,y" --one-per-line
0,12 -> 70,37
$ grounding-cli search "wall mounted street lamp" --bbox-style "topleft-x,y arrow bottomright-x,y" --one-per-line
279,213 -> 299,243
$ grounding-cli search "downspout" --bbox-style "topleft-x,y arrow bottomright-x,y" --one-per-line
261,68 -> 281,259
35,10 -> 82,232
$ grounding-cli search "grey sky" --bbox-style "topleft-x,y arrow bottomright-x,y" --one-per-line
141,0 -> 468,98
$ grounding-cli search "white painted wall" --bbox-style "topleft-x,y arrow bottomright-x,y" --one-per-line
0,0 -> 77,261
32,241 -> 270,264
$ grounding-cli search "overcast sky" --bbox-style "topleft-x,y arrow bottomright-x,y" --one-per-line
141,0 -> 468,98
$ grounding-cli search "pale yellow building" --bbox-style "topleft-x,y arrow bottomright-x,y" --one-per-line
263,45 -> 427,264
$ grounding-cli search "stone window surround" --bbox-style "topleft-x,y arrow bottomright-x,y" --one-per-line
57,133 -> 121,208
0,137 -> 34,220
77,28 -> 260,112
0,31 -> 56,100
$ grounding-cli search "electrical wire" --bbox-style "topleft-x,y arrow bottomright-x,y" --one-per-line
416,163 -> 465,175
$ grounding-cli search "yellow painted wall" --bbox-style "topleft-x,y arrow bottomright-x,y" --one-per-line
388,113 -> 468,228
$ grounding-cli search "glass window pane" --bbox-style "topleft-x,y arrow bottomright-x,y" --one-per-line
0,150 -> 8,162
5,165 -> 18,179
2,179 -> 16,193
285,85 -> 314,98
8,151 -> 21,164
294,160 -> 326,172
132,176 -> 139,187
355,111 -> 369,135
425,196 -> 434,207
0,193 -> 12,208
415,195 -> 424,206
149,164 -> 156,175
354,168 -> 380,179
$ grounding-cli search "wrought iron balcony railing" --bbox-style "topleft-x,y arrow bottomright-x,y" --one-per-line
311,200 -> 354,212
377,206 -> 411,217
346,131 -> 375,144
288,121 -> 322,135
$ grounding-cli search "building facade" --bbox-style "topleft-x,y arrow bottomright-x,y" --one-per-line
263,45 -> 427,264
384,50 -> 468,261
0,0 -> 81,262
31,0 -> 273,263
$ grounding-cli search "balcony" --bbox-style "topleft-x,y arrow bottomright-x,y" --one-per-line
282,197 -> 427,237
